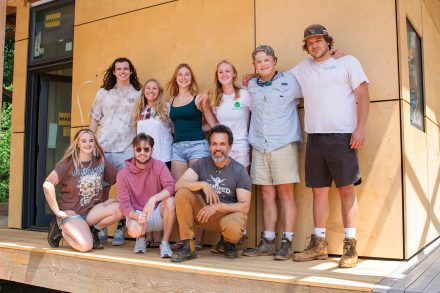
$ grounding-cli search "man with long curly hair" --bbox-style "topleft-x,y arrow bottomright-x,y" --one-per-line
89,57 -> 142,246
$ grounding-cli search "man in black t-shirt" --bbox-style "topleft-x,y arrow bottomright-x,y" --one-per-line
171,125 -> 252,263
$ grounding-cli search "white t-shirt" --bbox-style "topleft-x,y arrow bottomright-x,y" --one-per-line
289,55 -> 369,133
137,107 -> 173,163
213,89 -> 252,152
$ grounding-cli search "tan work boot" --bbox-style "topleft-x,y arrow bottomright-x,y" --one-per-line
293,234 -> 328,262
242,233 -> 276,257
338,238 -> 358,268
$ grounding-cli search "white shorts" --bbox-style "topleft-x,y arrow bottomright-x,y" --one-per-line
127,204 -> 163,232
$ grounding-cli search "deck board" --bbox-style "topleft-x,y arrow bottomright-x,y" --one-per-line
0,228 -> 403,292
373,237 -> 440,293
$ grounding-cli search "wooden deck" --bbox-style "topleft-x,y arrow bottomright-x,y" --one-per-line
0,229 -> 406,292
374,238 -> 440,293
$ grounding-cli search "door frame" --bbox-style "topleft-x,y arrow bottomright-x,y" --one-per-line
22,66 -> 72,229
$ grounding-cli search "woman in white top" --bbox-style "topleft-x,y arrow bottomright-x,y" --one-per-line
133,78 -> 173,169
209,60 -> 252,168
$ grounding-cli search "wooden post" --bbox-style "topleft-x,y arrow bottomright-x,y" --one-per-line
0,0 -> 6,128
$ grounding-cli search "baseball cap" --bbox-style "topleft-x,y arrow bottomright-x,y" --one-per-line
303,24 -> 329,41
252,45 -> 277,60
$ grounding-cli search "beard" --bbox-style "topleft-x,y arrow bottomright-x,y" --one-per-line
135,156 -> 151,165
211,150 -> 228,163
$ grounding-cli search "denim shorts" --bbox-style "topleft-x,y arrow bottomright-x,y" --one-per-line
57,214 -> 87,227
172,139 -> 209,162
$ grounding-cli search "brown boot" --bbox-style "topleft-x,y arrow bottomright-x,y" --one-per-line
242,233 -> 276,257
293,234 -> 328,262
338,238 -> 358,268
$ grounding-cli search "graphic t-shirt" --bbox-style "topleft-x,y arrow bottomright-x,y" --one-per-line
191,156 -> 251,204
45,158 -> 118,215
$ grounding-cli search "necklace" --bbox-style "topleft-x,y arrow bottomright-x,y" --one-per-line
215,157 -> 231,174
80,159 -> 93,169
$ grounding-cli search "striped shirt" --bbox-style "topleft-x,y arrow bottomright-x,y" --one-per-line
248,72 -> 303,152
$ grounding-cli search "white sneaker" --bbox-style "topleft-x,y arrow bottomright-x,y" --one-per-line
160,242 -> 173,258
134,236 -> 147,254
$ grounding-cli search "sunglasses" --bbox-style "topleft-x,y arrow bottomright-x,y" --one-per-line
135,147 -> 151,153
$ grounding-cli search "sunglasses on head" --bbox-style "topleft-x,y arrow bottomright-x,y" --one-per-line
135,147 -> 151,153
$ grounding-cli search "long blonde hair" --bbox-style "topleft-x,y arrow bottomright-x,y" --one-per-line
132,78 -> 170,127
166,63 -> 199,98
60,128 -> 105,173
209,60 -> 241,107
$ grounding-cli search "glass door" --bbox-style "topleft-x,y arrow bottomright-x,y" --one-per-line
30,74 -> 72,227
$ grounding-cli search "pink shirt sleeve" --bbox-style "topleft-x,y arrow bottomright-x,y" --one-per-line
157,162 -> 175,197
116,170 -> 135,217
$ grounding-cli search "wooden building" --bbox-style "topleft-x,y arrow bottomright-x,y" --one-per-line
5,0 -> 440,263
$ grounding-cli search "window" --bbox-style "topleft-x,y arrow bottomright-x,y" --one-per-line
29,0 -> 74,64
406,19 -> 425,131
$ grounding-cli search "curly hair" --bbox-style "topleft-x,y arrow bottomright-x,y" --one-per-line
302,35 -> 334,53
132,78 -> 170,127
166,63 -> 199,98
209,60 -> 241,107
101,57 -> 141,91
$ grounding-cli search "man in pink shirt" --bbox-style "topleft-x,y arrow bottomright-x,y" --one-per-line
117,133 -> 176,258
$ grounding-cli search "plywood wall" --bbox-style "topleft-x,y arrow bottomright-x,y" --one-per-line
8,1 -> 29,228
397,0 -> 440,258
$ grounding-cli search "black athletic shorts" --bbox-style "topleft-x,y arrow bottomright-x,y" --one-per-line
305,133 -> 361,188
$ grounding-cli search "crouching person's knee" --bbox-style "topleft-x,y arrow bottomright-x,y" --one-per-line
222,212 -> 247,244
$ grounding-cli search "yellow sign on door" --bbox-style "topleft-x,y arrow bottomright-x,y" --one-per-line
58,112 -> 71,126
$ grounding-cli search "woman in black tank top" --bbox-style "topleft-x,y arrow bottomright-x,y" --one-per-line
166,63 -> 217,250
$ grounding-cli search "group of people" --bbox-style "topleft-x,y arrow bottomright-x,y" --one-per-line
43,24 -> 369,269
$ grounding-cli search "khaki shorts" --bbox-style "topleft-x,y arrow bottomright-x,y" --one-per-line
250,143 -> 300,185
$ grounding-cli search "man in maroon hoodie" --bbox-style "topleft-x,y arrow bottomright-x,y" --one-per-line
117,133 -> 176,258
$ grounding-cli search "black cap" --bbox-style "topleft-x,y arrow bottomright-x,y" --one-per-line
303,24 -> 328,41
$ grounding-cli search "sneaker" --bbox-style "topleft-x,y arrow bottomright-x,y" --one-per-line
171,240 -> 197,263
293,234 -> 328,262
338,238 -> 358,268
160,242 -> 173,258
47,219 -> 62,248
112,225 -> 126,246
224,241 -> 238,259
90,226 -> 104,250
242,233 -> 276,257
134,236 -> 147,254
274,237 -> 293,260
98,227 -> 108,243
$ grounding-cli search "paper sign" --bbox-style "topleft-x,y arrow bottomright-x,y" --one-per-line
45,12 -> 61,28
47,123 -> 58,149
58,112 -> 71,126
63,127 -> 70,137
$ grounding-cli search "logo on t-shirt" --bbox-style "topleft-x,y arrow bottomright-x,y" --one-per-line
232,101 -> 242,111
73,166 -> 104,206
208,175 -> 231,196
